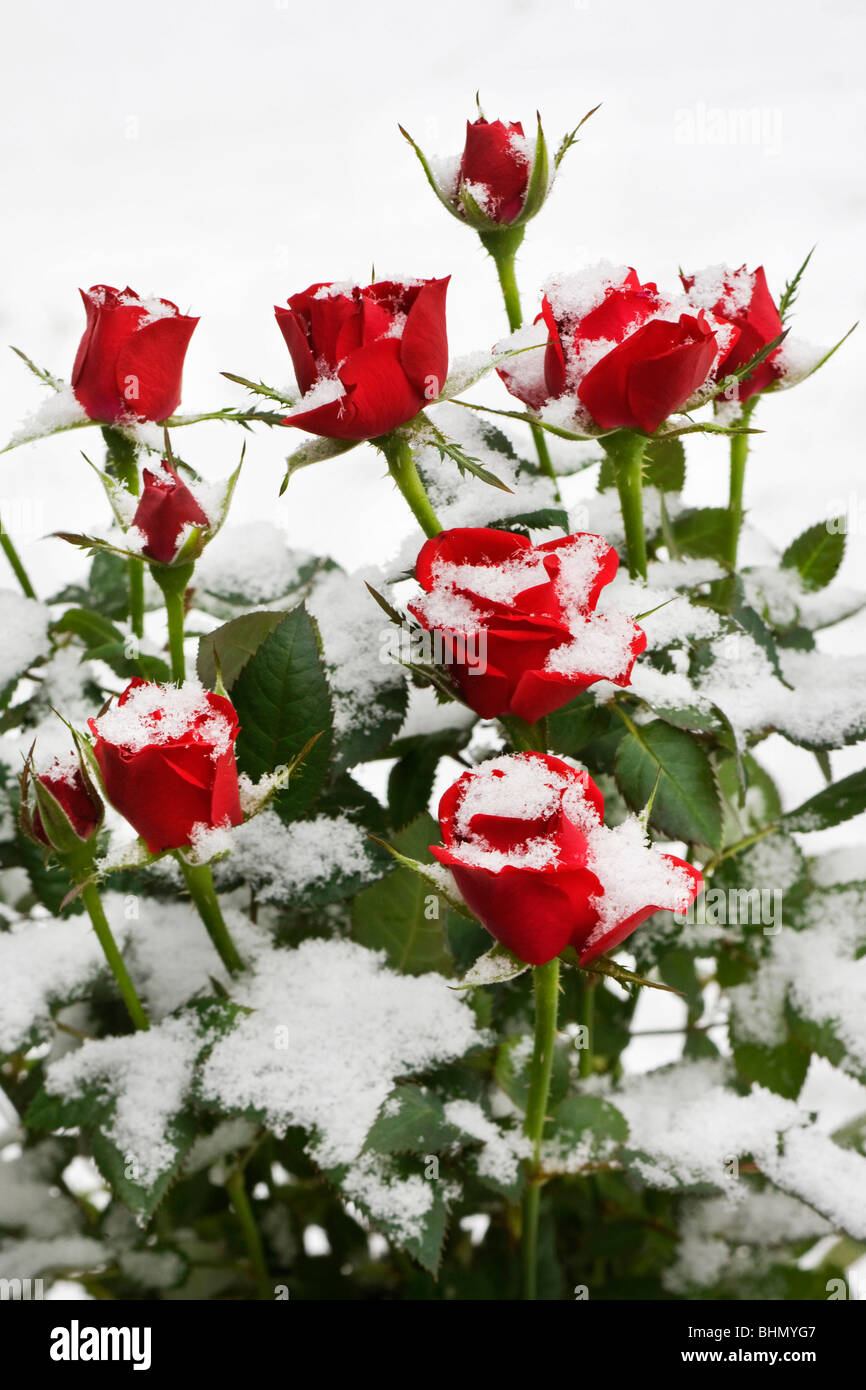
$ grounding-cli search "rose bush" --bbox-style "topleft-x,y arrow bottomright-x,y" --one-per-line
0,99 -> 860,1314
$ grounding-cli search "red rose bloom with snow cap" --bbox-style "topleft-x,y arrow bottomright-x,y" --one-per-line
498,264 -> 738,434
681,264 -> 783,403
131,461 -> 211,564
275,277 -> 449,442
408,527 -> 646,723
72,285 -> 198,424
89,679 -> 243,854
432,753 -> 702,966
459,118 -> 531,224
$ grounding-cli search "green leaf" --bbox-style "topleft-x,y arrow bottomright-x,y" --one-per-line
229,605 -> 334,821
732,1037 -> 810,1100
334,678 -> 408,773
364,1085 -> 460,1155
457,941 -> 529,988
351,815 -> 454,975
614,718 -> 723,848
671,507 -> 731,562
196,609 -> 287,690
550,1094 -> 628,1147
547,695 -> 611,757
781,767 -> 866,833
782,519 -> 845,592
494,1033 -> 569,1114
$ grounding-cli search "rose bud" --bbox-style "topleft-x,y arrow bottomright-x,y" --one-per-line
72,284 -> 198,424
459,118 -> 531,224
275,277 -> 449,441
89,678 -> 243,853
431,753 -> 702,966
681,264 -> 783,403
408,527 -> 646,723
28,754 -> 104,854
130,460 -> 211,564
498,264 -> 739,435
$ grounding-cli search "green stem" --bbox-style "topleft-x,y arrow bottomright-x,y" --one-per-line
80,880 -> 149,1031
226,1166 -> 270,1300
103,427 -> 145,639
483,232 -> 563,504
601,430 -> 648,579
579,974 -> 595,1079
0,520 -> 36,598
724,398 -> 758,570
522,957 -> 560,1301
179,858 -> 244,975
378,434 -> 442,538
127,560 -> 144,641
153,563 -> 193,683
500,714 -> 548,753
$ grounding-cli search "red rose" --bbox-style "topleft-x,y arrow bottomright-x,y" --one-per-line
32,760 -> 103,849
682,264 -> 783,403
132,461 -> 210,564
275,277 -> 449,441
459,118 -> 530,224
72,285 -> 198,424
431,753 -> 702,965
408,527 -> 646,723
499,266 -> 737,434
89,679 -> 243,853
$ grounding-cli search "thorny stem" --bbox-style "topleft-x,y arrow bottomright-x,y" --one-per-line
724,398 -> 758,570
226,1166 -> 271,1300
522,957 -> 560,1300
179,858 -> 245,976
153,563 -> 194,683
80,880 -> 149,1031
103,426 -> 145,639
377,433 -> 442,538
601,430 -> 648,579
0,520 -> 36,598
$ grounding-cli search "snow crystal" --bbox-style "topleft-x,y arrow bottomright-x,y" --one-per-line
283,376 -> 346,418
90,678 -> 234,758
774,336 -> 826,386
212,810 -> 374,903
696,635 -> 866,748
45,1015 -> 201,1185
545,609 -> 637,679
118,1247 -> 184,1288
306,565 -> 404,739
444,1099 -> 530,1184
340,1151 -> 434,1243
584,816 -> 694,940
0,1145 -> 81,1238
730,887 -> 866,1075
0,591 -> 51,690
198,938 -> 483,1168
0,915 -> 130,1053
685,263 -> 756,318
196,523 -> 310,603
7,384 -> 87,446
0,1235 -> 106,1281
665,1188 -> 830,1293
